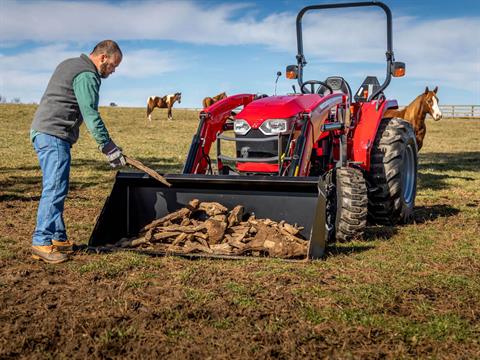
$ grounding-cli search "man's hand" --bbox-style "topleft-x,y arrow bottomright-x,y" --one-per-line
101,140 -> 126,168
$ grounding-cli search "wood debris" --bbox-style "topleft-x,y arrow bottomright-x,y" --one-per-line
115,200 -> 308,259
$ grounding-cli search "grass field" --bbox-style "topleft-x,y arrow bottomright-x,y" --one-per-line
0,103 -> 479,359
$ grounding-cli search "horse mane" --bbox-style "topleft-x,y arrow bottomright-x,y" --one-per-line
384,91 -> 428,122
403,93 -> 426,121
164,93 -> 181,101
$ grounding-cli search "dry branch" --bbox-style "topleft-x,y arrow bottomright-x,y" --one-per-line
119,200 -> 308,259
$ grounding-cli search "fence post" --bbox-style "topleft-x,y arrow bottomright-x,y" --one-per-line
438,105 -> 479,118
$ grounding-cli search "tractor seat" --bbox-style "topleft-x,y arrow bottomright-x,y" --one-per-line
354,76 -> 382,102
318,76 -> 352,102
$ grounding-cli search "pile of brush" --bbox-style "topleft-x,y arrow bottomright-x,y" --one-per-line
114,199 -> 308,259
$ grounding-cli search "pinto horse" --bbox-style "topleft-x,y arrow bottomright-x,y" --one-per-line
202,92 -> 227,109
384,86 -> 442,151
146,92 -> 182,121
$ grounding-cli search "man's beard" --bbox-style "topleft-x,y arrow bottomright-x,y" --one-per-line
99,62 -> 109,78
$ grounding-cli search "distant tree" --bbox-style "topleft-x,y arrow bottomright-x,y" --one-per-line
0,95 -> 6,103
12,98 -> 21,104
109,102 -> 118,107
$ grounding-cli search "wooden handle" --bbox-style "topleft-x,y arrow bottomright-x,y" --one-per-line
124,156 -> 172,187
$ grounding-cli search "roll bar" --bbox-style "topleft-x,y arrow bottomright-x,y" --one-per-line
296,1 -> 395,101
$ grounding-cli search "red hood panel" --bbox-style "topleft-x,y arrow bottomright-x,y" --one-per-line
236,94 -> 324,125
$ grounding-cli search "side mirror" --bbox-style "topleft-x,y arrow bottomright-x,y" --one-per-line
391,62 -> 406,77
286,65 -> 298,79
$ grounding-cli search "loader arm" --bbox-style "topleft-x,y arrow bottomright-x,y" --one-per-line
295,93 -> 344,176
183,94 -> 256,174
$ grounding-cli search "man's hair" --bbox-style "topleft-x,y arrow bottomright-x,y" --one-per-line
90,40 -> 122,58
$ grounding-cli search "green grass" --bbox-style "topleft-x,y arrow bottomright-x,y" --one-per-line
71,252 -> 148,277
98,326 -> 138,344
225,281 -> 258,308
1,103 -> 479,358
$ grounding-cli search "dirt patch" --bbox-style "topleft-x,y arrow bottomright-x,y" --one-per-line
1,253 -> 478,359
1,108 -> 479,358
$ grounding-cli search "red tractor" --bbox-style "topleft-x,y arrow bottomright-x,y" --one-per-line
91,1 -> 417,259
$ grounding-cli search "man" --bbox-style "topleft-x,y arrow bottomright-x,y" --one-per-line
30,40 -> 125,264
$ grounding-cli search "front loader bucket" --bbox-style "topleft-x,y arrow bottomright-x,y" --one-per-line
89,173 -> 327,259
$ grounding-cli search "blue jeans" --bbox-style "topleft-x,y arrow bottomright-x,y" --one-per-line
32,133 -> 71,246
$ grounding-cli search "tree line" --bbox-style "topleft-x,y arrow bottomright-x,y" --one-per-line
0,94 -> 28,104
0,95 -> 119,106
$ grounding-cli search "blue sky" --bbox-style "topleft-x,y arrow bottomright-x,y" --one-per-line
1,0 -> 479,108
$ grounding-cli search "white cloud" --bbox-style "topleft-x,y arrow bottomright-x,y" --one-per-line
0,1 -> 253,44
3,1 -> 477,61
0,44 -> 78,71
395,17 -> 480,94
118,49 -> 184,78
0,1 -> 479,103
0,43 -> 185,103
0,44 -> 77,102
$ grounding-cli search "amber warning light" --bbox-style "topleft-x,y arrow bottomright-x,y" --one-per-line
393,67 -> 405,77
391,62 -> 406,77
286,71 -> 297,79
285,65 -> 298,79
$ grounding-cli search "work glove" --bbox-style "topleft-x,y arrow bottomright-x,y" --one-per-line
101,140 -> 126,168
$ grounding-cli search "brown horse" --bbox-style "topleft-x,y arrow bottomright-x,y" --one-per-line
202,92 -> 227,108
146,92 -> 182,121
384,86 -> 442,150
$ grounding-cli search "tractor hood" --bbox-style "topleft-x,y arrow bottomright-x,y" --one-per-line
237,94 -> 325,124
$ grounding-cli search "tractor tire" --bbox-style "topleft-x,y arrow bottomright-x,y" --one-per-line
367,118 -> 418,225
326,167 -> 368,242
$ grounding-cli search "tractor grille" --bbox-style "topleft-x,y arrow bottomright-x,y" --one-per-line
235,129 -> 288,161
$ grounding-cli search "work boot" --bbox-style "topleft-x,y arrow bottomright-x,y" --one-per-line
52,239 -> 75,254
31,245 -> 69,264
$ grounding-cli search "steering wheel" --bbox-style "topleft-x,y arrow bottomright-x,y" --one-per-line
300,80 -> 333,95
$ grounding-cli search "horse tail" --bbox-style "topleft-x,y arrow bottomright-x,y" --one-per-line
146,97 -> 153,117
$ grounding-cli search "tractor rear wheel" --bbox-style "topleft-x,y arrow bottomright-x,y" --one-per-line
367,118 -> 418,224
326,167 -> 368,242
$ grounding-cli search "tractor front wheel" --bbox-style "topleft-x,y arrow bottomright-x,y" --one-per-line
326,167 -> 368,242
367,118 -> 418,224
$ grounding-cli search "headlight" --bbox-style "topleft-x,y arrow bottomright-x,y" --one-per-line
234,119 -> 251,135
259,119 -> 288,135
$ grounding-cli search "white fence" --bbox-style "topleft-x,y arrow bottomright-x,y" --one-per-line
410,105 -> 480,118
437,105 -> 480,118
